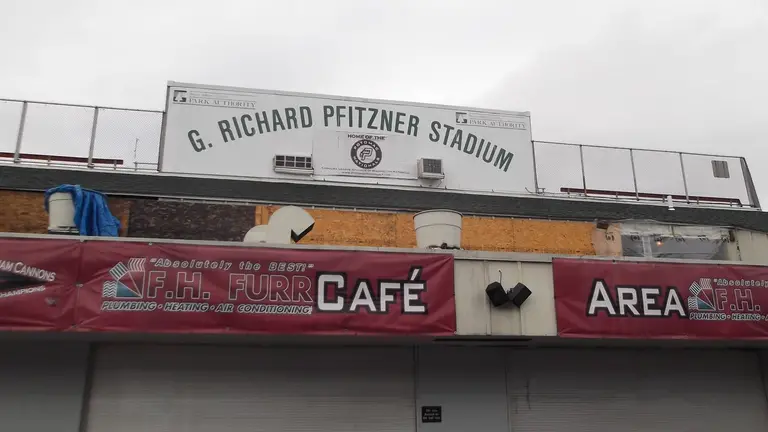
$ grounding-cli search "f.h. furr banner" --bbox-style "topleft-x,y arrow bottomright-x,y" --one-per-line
0,238 -> 456,335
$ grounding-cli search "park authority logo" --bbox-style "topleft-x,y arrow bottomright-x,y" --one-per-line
454,110 -> 527,130
172,90 -> 188,103
350,137 -> 383,169
102,258 -> 147,299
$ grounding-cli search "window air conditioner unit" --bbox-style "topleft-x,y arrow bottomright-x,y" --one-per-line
418,158 -> 444,180
273,155 -> 313,175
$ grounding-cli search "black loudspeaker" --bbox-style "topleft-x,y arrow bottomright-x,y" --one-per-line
507,283 -> 532,307
485,282 -> 508,307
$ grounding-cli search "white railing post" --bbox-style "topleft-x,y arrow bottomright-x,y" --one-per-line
579,144 -> 587,195
87,107 -> 99,168
531,140 -> 539,193
156,110 -> 167,172
13,101 -> 28,163
678,152 -> 690,203
629,148 -> 639,200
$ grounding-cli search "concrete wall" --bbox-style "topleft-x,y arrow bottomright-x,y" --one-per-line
728,229 -> 768,264
454,256 -> 557,337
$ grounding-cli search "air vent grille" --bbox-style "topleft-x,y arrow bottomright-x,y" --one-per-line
274,155 -> 313,174
711,160 -> 730,179
418,158 -> 445,179
421,158 -> 442,174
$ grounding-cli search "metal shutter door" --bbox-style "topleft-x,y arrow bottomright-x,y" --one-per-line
85,344 -> 415,432
417,346 -> 509,432
0,341 -> 89,432
507,348 -> 768,432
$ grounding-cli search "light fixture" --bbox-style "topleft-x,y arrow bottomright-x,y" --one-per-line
666,195 -> 675,211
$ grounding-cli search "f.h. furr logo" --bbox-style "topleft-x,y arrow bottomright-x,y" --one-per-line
350,139 -> 383,169
102,258 -> 147,299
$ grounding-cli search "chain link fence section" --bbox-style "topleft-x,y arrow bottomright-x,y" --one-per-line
534,140 -> 690,203
21,102 -> 95,166
93,108 -> 163,171
0,100 -> 24,155
0,98 -> 163,170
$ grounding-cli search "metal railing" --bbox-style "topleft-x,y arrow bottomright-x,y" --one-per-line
0,98 -> 759,209
0,98 -> 163,172
532,140 -> 759,208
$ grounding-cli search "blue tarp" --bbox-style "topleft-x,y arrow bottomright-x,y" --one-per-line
44,184 -> 121,237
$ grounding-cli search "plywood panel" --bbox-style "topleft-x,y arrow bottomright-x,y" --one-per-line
109,198 -> 132,237
258,205 -> 598,254
0,192 -> 600,254
512,219 -> 594,254
0,191 -> 49,234
0,190 -> 130,236
461,216 -> 517,251
394,213 -> 418,248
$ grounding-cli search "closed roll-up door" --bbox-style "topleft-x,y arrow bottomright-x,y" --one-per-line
507,348 -> 768,432
0,341 -> 89,432
85,344 -> 415,432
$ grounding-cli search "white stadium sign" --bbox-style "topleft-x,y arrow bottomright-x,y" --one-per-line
160,82 -> 535,194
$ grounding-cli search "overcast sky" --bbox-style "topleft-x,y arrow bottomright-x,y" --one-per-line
1,0 -> 766,205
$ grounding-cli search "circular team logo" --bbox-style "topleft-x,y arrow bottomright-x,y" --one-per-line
350,139 -> 382,169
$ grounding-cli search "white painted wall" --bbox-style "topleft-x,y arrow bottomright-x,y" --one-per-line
454,257 -> 557,337
161,82 -> 535,195
728,229 -> 768,264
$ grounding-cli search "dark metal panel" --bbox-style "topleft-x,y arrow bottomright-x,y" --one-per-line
127,199 -> 254,241
0,341 -> 90,432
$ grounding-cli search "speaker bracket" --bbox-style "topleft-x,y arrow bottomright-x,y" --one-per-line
485,281 -> 532,308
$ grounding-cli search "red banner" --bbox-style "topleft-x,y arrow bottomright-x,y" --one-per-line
554,258 -> 768,339
76,241 -> 455,335
0,238 -> 455,335
0,238 -> 81,331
